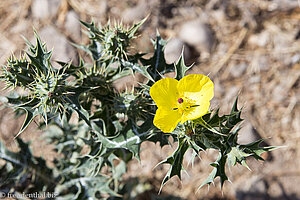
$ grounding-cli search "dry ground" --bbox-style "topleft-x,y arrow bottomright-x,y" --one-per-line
1,0 -> 300,199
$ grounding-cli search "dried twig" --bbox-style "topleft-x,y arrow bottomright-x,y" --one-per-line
212,27 -> 248,75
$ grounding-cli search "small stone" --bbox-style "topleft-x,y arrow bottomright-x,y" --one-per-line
179,20 -> 215,55
64,11 -> 81,41
211,10 -> 226,22
251,55 -> 269,72
248,31 -> 270,47
230,62 -> 248,77
37,25 -> 77,67
248,75 -> 261,84
291,54 -> 300,65
164,38 -> 190,64
272,84 -> 287,102
32,0 -> 61,20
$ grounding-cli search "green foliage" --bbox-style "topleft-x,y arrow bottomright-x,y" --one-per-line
0,18 -> 278,198
159,97 -> 277,191
174,52 -> 192,80
157,136 -> 189,192
43,115 -> 126,199
0,138 -> 55,194
140,31 -> 174,82
0,33 -> 93,137
80,17 -> 147,62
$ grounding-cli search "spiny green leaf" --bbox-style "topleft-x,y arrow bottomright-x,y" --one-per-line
158,136 -> 189,192
140,31 -> 174,82
92,120 -> 152,158
57,60 -> 85,78
147,131 -> 173,148
231,95 -> 240,113
196,117 -> 226,136
205,109 -> 226,127
200,97 -> 243,136
240,139 -> 279,161
80,21 -> 101,35
0,58 -> 35,89
0,140 -> 23,166
110,69 -> 132,82
224,96 -> 243,133
80,18 -> 146,63
128,15 -> 148,38
63,86 -> 93,126
26,32 -> 53,74
14,108 -> 36,138
187,138 -> 204,153
227,147 -> 252,169
2,95 -> 42,138
55,176 -> 121,198
226,124 -> 241,146
174,51 -> 192,80
112,160 -> 127,180
198,168 -> 217,190
199,152 -> 228,190
0,138 -> 54,192
120,59 -> 154,82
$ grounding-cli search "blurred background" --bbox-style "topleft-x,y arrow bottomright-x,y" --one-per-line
0,0 -> 300,199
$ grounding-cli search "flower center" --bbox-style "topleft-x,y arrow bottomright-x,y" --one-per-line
173,97 -> 199,114
178,98 -> 183,104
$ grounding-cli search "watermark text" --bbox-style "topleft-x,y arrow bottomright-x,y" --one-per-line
0,191 -> 58,199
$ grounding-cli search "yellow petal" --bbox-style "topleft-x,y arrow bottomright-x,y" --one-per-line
180,102 -> 210,123
150,77 -> 179,109
177,74 -> 214,95
153,108 -> 181,133
178,74 -> 214,105
177,74 -> 214,122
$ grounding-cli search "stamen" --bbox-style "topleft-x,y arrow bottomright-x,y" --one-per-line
185,105 -> 200,109
178,98 -> 183,104
190,105 -> 200,108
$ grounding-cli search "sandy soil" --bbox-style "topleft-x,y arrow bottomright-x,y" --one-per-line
1,0 -> 300,199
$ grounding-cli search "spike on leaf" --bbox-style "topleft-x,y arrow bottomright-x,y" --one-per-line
140,31 -> 173,82
14,108 -> 36,139
158,136 -> 189,193
174,50 -> 192,80
199,152 -> 228,190
128,15 -> 148,38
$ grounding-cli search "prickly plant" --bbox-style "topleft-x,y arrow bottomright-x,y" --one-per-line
0,18 -> 277,199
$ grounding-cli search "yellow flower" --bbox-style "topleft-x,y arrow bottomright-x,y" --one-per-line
150,74 -> 214,133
